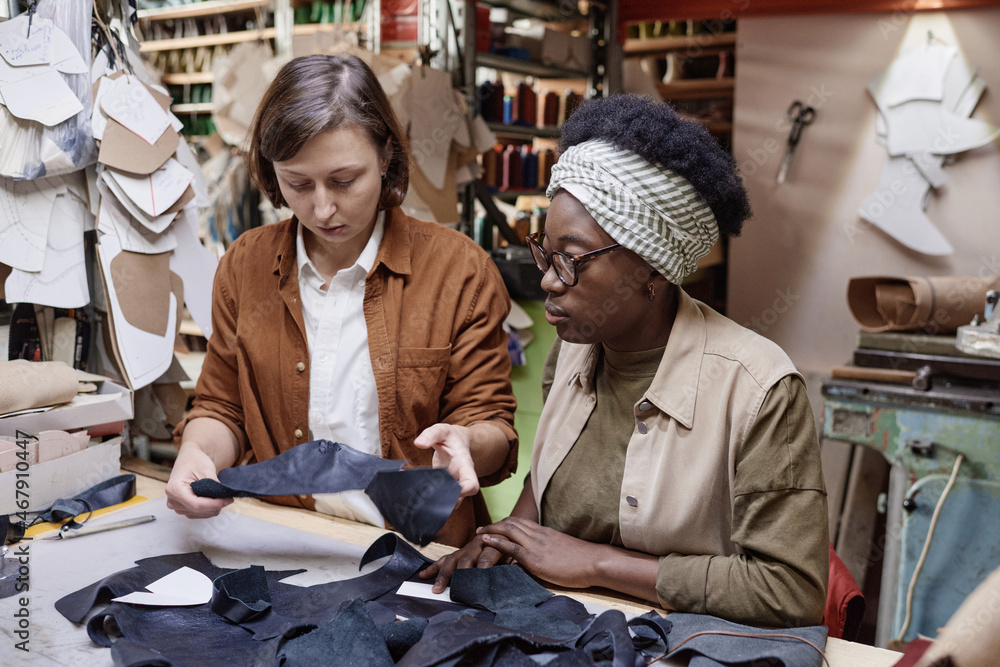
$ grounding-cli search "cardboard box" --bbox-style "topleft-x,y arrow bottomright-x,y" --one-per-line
0,438 -> 122,514
0,374 -> 132,438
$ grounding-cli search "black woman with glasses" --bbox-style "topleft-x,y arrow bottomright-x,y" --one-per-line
422,95 -> 830,630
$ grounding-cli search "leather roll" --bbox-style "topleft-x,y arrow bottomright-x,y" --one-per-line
847,275 -> 1000,334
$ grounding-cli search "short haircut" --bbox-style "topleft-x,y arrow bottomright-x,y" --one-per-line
558,95 -> 752,237
246,54 -> 409,210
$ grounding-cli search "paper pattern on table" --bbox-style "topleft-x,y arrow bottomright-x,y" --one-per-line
112,566 -> 213,607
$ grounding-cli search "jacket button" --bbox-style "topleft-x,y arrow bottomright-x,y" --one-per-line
626,495 -> 638,507
294,429 -> 303,439
637,422 -> 648,434
296,362 -> 305,372
638,400 -> 653,412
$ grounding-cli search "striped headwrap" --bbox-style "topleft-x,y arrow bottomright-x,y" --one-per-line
546,139 -> 719,285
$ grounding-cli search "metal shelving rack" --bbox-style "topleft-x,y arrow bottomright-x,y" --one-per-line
458,0 -> 616,246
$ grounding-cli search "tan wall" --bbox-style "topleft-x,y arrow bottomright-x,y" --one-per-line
727,9 -> 1000,376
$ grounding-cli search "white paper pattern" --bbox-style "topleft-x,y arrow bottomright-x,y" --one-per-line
0,174 -> 64,271
100,75 -> 171,146
0,15 -> 53,67
106,158 -> 193,218
97,179 -> 178,255
112,566 -> 213,607
96,222 -> 177,389
0,67 -> 83,126
5,189 -> 90,308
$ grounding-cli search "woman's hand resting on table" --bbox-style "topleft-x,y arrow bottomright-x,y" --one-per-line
419,517 -> 600,593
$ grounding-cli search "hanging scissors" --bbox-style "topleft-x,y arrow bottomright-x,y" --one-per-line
776,100 -> 816,184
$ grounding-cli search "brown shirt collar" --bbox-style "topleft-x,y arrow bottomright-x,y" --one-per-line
272,208 -> 413,279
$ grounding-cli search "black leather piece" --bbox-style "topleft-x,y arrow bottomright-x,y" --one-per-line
627,610 -> 673,654
381,617 -> 430,662
190,441 -> 459,546
364,468 -> 462,547
396,610 -> 574,666
666,612 -> 828,667
573,609 -> 636,667
449,564 -> 552,612
56,552 -> 251,624
371,589 -> 471,623
494,605 -> 586,642
36,474 -> 137,524
449,565 -> 588,641
275,598 -> 395,667
192,440 -> 403,498
109,639 -> 172,667
211,565 -> 271,624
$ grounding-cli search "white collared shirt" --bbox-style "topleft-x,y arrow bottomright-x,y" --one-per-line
296,211 -> 385,526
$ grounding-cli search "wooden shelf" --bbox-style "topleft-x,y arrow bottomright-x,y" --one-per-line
137,0 -> 269,21
171,102 -> 214,113
656,77 -> 734,101
162,72 -> 214,84
139,21 -> 358,52
487,122 -> 561,140
293,22 -> 360,35
476,52 -> 588,80
623,32 -> 736,57
140,27 -> 276,52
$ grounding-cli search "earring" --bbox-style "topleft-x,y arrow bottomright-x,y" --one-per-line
647,281 -> 656,301
381,171 -> 387,179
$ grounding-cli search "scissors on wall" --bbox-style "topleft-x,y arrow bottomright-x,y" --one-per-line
777,100 -> 816,184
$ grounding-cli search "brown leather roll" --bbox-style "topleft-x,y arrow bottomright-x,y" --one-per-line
847,275 -> 1000,334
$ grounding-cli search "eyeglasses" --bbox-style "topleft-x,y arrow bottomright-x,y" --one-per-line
526,231 -> 622,287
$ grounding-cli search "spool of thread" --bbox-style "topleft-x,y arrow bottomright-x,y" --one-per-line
538,148 -> 555,189
512,82 -> 536,127
542,91 -> 559,127
481,145 -> 501,188
502,95 -> 513,125
502,144 -> 522,191
521,146 -> 538,191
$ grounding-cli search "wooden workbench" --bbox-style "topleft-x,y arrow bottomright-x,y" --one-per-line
126,475 -> 903,666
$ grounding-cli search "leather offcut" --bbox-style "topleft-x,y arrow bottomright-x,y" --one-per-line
191,440 -> 460,546
364,468 -> 462,546
56,533 -> 827,667
35,474 -> 137,525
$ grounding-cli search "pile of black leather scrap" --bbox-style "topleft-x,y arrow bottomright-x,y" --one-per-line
56,533 -> 829,667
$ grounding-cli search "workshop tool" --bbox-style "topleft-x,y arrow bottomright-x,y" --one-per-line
777,100 -> 815,184
44,515 -> 156,540
956,290 -> 1000,359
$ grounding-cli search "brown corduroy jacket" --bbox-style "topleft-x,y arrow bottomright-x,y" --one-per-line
176,208 -> 518,546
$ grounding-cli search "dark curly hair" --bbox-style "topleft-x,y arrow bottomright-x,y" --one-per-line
558,95 -> 751,237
